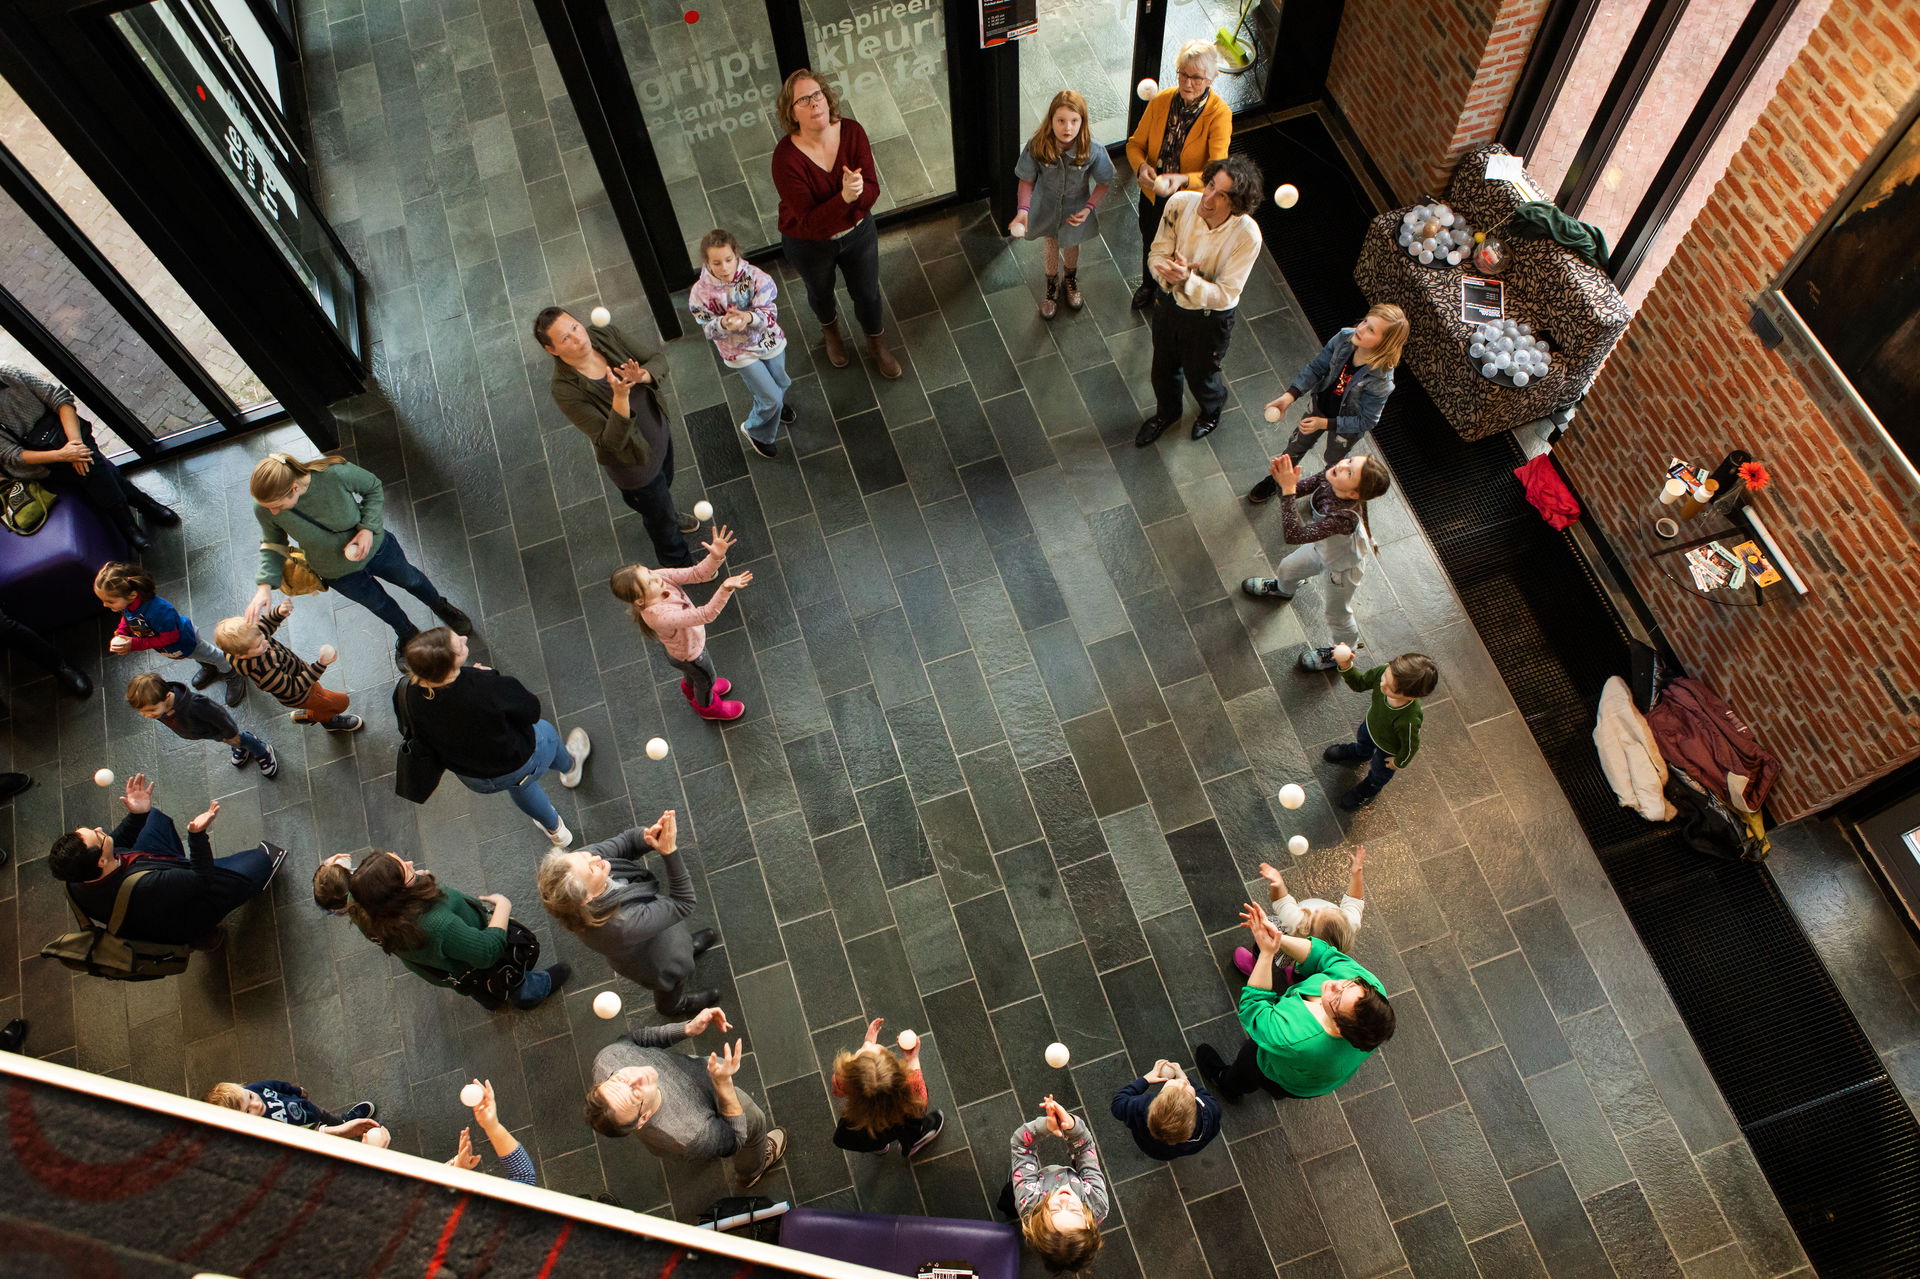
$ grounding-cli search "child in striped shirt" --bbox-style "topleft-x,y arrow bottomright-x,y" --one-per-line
213,602 -> 362,732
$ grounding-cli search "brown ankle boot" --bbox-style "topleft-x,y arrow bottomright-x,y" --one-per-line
866,333 -> 902,380
1040,274 -> 1059,320
821,319 -> 850,368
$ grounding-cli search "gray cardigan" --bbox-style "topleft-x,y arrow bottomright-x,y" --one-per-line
569,827 -> 698,994
591,1022 -> 756,1162
0,364 -> 74,479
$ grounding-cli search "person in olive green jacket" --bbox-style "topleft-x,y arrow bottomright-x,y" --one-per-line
1193,902 -> 1395,1099
1325,650 -> 1439,811
535,308 -> 699,568
245,453 -> 471,660
337,850 -> 570,1011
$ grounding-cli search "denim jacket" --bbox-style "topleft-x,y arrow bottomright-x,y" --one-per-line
1287,328 -> 1396,438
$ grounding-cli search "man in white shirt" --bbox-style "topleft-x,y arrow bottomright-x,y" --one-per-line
1135,155 -> 1265,447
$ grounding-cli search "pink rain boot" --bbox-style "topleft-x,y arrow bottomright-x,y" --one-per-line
680,677 -> 732,704
1233,947 -> 1256,977
693,690 -> 746,721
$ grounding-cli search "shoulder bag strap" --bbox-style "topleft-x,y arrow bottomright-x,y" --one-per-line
105,871 -> 151,935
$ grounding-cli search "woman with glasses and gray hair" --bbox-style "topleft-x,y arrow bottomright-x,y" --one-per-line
1125,40 -> 1234,311
771,69 -> 902,381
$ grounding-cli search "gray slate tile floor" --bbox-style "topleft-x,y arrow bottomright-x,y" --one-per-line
0,3 -> 1811,1275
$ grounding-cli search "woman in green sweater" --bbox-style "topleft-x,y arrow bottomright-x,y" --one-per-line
245,453 -> 471,660
340,850 -> 570,1010
1192,901 -> 1395,1099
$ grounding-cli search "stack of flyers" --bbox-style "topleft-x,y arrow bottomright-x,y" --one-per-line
1685,542 -> 1741,591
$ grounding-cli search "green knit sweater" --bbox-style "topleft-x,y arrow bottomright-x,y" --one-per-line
392,891 -> 507,988
1340,663 -> 1424,767
254,462 -> 390,586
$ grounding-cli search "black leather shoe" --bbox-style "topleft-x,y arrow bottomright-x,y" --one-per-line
223,668 -> 248,709
0,773 -> 32,803
690,927 -> 719,958
0,1018 -> 27,1054
431,598 -> 474,636
1191,415 -> 1220,440
1246,474 -> 1279,505
127,486 -> 180,525
53,663 -> 92,699
1131,282 -> 1158,311
674,988 -> 722,1017
1134,415 -> 1172,448
1192,1042 -> 1240,1101
121,523 -> 151,553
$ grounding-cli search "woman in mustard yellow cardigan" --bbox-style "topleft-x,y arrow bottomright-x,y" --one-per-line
1125,40 -> 1234,309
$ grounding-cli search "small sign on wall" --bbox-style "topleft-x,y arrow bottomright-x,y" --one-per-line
980,0 -> 1037,47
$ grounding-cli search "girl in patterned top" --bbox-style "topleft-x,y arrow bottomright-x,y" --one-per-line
1003,1096 -> 1107,1274
688,228 -> 793,460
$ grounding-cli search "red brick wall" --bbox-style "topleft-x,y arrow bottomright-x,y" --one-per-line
1556,0 -> 1920,819
1327,0 -> 1549,202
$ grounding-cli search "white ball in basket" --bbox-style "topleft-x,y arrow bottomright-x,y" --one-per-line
692,500 -> 714,522
1274,183 -> 1299,208
94,768 -> 114,787
1512,371 -> 1531,387
1288,835 -> 1310,857
590,306 -> 612,327
645,737 -> 670,761
593,990 -> 623,1019
1482,363 -> 1499,378
1045,1042 -> 1071,1069
1265,405 -> 1283,423
897,1029 -> 918,1051
1279,783 -> 1306,810
1136,78 -> 1158,101
460,1083 -> 485,1107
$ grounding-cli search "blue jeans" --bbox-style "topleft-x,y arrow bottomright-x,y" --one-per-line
1340,720 -> 1396,800
233,730 -> 272,761
161,636 -> 232,673
217,844 -> 278,893
457,718 -> 571,831
324,534 -> 442,640
734,349 -> 791,446
511,967 -> 557,1009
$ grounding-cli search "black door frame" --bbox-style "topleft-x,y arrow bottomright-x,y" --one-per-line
0,0 -> 367,454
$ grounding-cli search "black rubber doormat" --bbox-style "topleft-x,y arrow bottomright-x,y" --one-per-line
1232,110 -> 1920,1276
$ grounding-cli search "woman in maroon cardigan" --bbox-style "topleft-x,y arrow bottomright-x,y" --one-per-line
770,70 -> 901,380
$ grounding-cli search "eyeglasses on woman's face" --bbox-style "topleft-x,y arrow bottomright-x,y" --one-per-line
1177,70 -> 1213,84
795,88 -> 827,108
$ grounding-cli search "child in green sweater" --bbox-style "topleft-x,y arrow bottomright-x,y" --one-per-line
1326,649 -> 1439,810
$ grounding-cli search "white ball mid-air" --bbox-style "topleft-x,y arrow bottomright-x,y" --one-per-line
460,1082 -> 485,1108
1279,782 -> 1306,810
94,768 -> 114,787
692,500 -> 714,522
1136,78 -> 1158,101
1045,1042 -> 1071,1069
590,306 -> 612,327
1288,835 -> 1309,857
1274,183 -> 1299,208
593,990 -> 623,1019
896,1029 -> 918,1051
645,737 -> 670,761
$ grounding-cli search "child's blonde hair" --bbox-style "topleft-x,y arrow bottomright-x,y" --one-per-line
1145,1084 -> 1197,1145
608,564 -> 659,639
1297,901 -> 1357,952
213,616 -> 263,656
831,1048 -> 926,1137
1028,89 -> 1093,167
250,451 -> 348,505
1022,1204 -> 1102,1275
204,1082 -> 251,1111
124,672 -> 170,710
1361,303 -> 1410,371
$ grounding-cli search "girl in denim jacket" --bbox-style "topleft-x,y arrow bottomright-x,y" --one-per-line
1248,303 -> 1408,501
688,228 -> 793,460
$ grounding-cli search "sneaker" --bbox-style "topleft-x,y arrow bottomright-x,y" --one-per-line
542,818 -> 574,849
230,743 -> 252,769
1134,415 -> 1172,448
324,714 -> 365,733
1246,474 -> 1280,505
257,744 -> 280,779
1191,1043 -> 1238,1100
737,1127 -> 788,1189
191,663 -> 221,690
560,728 -> 591,788
1299,647 -> 1339,672
1241,577 -> 1294,602
341,1100 -> 378,1122
693,695 -> 746,721
1131,282 -> 1158,311
259,841 -> 290,887
432,598 -> 474,636
680,677 -> 732,702
907,1110 -> 946,1159
741,424 -> 778,460
779,402 -> 796,426
678,512 -> 701,534
1336,786 -> 1377,811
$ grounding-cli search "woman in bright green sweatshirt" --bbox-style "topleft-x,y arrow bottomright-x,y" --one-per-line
1193,901 -> 1395,1099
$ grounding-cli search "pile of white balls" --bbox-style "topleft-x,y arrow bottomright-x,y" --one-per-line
1397,203 -> 1473,266
1470,321 -> 1551,386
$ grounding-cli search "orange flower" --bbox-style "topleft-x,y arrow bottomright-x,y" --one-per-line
1737,460 -> 1770,491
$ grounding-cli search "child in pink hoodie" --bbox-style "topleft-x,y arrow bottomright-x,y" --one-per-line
688,227 -> 791,461
608,524 -> 754,720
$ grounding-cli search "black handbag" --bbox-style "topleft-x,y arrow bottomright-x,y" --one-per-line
450,918 -> 541,1003
0,402 -> 72,452
392,679 -> 446,804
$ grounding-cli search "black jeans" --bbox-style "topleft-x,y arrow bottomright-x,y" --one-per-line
1249,428 -> 1360,499
1137,190 -> 1168,283
35,424 -> 138,536
1222,1038 -> 1304,1100
833,1110 -> 938,1154
1150,294 -> 1237,422
670,651 -> 717,706
0,606 -> 64,674
615,438 -> 692,567
782,217 -> 885,337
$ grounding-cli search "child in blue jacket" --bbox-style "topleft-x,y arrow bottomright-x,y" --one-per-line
205,1080 -> 376,1135
95,560 -> 245,707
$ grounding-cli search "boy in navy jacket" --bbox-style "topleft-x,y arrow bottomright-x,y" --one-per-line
1110,1058 -> 1221,1160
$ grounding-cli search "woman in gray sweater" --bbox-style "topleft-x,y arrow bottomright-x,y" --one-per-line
536,809 -> 719,1018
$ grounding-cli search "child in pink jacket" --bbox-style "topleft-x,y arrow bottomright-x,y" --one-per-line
608,524 -> 754,720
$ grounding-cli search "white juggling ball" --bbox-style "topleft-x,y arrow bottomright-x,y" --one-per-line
896,1029 -> 918,1051
1045,1042 -> 1071,1069
1288,835 -> 1309,857
317,644 -> 337,664
1274,183 -> 1299,208
94,768 -> 115,787
645,737 -> 670,761
1278,782 -> 1306,810
692,500 -> 714,521
460,1082 -> 486,1107
1136,78 -> 1158,101
1332,643 -> 1353,663
593,990 -> 623,1019
590,306 -> 612,327
1264,405 -> 1283,422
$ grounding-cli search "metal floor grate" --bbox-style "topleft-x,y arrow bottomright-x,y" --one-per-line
1238,111 -> 1920,1277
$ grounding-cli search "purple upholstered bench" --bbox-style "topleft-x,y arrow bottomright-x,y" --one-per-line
0,491 -> 127,631
778,1207 -> 1019,1279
